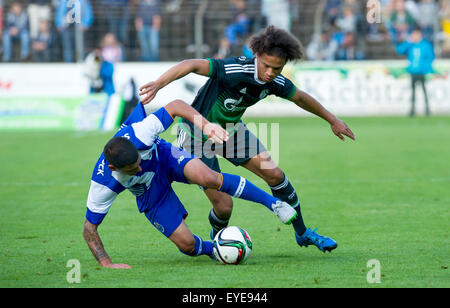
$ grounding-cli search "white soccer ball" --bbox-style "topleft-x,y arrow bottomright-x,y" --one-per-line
213,226 -> 252,265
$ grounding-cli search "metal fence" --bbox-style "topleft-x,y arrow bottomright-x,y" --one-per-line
1,0 -> 449,63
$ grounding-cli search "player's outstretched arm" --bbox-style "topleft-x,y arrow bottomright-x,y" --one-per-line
83,219 -> 131,269
165,99 -> 228,144
139,59 -> 210,105
289,89 -> 355,141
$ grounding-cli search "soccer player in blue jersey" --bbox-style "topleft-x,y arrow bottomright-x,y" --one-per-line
139,26 -> 355,253
83,99 -> 297,268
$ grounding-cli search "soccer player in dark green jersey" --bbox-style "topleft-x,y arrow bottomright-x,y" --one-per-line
139,26 -> 355,252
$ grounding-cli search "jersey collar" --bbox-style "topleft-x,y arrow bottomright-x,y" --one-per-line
253,57 -> 266,85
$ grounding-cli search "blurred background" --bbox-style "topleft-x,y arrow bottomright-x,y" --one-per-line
1,0 -> 449,130
1,0 -> 450,62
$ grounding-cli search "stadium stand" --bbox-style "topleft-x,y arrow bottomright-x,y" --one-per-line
0,0 -> 448,62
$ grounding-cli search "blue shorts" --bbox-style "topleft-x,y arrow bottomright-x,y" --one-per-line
143,141 -> 195,238
145,189 -> 189,237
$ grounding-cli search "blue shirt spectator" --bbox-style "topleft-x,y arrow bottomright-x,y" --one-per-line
55,0 -> 93,62
396,32 -> 434,75
396,29 -> 434,116
55,0 -> 93,30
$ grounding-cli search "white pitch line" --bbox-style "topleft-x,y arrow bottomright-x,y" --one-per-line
1,177 -> 449,187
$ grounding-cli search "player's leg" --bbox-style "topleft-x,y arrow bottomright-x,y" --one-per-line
144,188 -> 215,259
175,132 -> 296,237
195,154 -> 234,238
231,123 -> 337,253
204,188 -> 233,239
243,153 -> 337,252
169,219 -> 215,258
177,127 -> 234,238
224,123 -> 306,235
420,75 -> 430,116
410,74 -> 417,117
241,151 -> 306,235
182,158 -> 295,223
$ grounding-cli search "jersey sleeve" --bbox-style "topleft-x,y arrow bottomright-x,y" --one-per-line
85,180 -> 118,225
121,102 -> 147,126
86,156 -> 126,225
271,75 -> 297,100
206,57 -> 226,80
115,107 -> 174,150
129,107 -> 173,148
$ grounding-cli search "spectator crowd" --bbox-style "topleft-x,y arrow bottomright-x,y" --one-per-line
0,0 -> 163,62
0,0 -> 449,63
307,0 -> 450,61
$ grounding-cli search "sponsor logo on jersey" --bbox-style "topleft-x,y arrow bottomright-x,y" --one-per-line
97,159 -> 105,176
177,155 -> 185,165
154,222 -> 165,233
224,97 -> 244,111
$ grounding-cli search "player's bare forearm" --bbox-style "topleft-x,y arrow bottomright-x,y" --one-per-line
83,219 -> 112,267
290,89 -> 337,124
83,220 -> 131,269
139,59 -> 210,105
158,59 -> 210,87
165,99 -> 203,124
290,89 -> 355,141
165,100 -> 228,143
83,220 -> 131,268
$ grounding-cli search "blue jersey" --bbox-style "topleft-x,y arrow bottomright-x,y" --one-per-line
85,103 -> 190,226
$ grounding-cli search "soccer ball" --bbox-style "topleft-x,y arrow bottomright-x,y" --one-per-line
213,226 -> 252,265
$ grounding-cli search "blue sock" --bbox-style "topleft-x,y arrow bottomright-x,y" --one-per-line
219,173 -> 277,211
179,234 -> 214,257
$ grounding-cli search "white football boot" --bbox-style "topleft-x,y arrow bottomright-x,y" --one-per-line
272,200 -> 298,224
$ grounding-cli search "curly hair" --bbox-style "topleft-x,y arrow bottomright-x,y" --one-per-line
249,25 -> 305,62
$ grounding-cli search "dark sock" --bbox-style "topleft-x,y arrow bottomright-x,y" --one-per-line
208,209 -> 229,237
270,174 -> 307,235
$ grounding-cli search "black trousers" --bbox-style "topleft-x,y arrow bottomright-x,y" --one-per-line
410,74 -> 430,116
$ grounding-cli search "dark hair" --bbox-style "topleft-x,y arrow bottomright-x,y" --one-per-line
103,137 -> 139,168
249,25 -> 305,62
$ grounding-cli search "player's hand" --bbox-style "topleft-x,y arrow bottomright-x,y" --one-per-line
139,81 -> 160,105
330,119 -> 355,141
102,263 -> 132,269
203,123 -> 229,144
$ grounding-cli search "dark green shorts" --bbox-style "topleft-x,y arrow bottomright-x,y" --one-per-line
177,122 -> 267,173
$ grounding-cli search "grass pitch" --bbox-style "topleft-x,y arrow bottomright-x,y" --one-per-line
0,116 -> 449,288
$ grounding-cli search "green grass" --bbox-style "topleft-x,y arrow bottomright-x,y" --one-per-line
0,116 -> 449,288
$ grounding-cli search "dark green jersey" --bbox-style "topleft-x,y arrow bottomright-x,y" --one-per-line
180,56 -> 297,139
